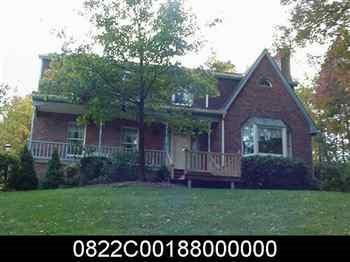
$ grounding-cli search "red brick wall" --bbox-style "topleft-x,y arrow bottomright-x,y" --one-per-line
211,56 -> 313,167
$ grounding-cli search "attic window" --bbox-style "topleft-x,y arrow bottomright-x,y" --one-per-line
259,78 -> 272,88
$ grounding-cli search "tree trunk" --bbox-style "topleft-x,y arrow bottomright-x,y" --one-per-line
138,101 -> 146,181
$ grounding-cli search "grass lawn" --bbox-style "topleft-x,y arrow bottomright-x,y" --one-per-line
0,184 -> 349,235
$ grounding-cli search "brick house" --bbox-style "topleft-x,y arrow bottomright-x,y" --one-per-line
29,49 -> 318,186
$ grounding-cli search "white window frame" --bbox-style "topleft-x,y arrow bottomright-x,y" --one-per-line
121,127 -> 139,152
171,91 -> 193,107
66,122 -> 86,157
242,122 -> 288,157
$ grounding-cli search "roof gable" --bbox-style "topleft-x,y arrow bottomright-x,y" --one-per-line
223,49 -> 318,135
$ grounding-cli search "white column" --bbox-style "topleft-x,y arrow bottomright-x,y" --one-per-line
28,106 -> 36,150
221,118 -> 225,167
208,122 -> 211,153
221,118 -> 225,154
253,124 -> 259,154
282,127 -> 288,157
98,121 -> 103,151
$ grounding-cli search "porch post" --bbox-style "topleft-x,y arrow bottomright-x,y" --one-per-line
208,122 -> 211,153
221,118 -> 225,167
98,121 -> 103,152
28,106 -> 36,150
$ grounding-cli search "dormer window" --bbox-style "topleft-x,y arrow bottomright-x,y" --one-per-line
258,77 -> 272,88
172,91 -> 193,106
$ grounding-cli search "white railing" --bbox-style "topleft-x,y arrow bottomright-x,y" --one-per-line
30,140 -> 167,168
185,150 -> 241,177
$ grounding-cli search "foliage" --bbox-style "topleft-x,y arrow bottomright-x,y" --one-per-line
80,156 -> 112,185
155,166 -> 170,182
8,146 -> 38,191
109,152 -> 138,182
42,149 -> 64,189
0,82 -> 10,108
41,0 -> 217,180
63,163 -> 80,187
241,155 -> 311,189
205,52 -> 236,73
0,96 -> 33,155
315,162 -> 350,192
0,153 -> 19,190
281,0 -> 350,45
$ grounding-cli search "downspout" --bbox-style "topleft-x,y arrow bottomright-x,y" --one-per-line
98,121 -> 103,153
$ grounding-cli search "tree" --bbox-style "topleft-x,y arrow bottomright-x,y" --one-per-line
0,83 -> 9,107
281,0 -> 350,45
43,149 -> 64,189
41,0 -> 216,180
313,29 -> 350,163
8,146 -> 38,190
0,96 -> 33,154
205,52 -> 236,73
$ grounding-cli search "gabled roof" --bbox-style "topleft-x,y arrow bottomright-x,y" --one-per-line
221,49 -> 319,135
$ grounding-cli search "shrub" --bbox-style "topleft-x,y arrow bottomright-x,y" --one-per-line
0,153 -> 20,190
155,166 -> 170,182
64,163 -> 80,187
109,152 -> 137,182
241,155 -> 310,189
8,146 -> 38,191
80,156 -> 112,185
315,162 -> 350,192
42,149 -> 64,189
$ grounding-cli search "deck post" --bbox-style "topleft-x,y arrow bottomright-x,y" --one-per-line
221,118 -> 225,167
230,181 -> 235,189
187,179 -> 192,189
98,121 -> 103,153
28,106 -> 36,150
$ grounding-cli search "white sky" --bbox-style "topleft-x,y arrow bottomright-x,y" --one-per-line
0,0 -> 327,97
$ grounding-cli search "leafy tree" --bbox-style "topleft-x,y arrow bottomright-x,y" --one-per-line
281,0 -> 350,45
314,29 -> 350,163
0,96 -> 33,154
205,52 -> 236,73
41,0 -> 217,180
0,83 -> 9,107
43,149 -> 64,189
8,146 -> 38,190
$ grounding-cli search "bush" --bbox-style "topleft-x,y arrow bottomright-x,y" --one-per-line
0,153 -> 20,190
63,163 -> 80,187
109,152 -> 137,182
241,155 -> 310,189
42,149 -> 64,189
80,156 -> 112,185
315,162 -> 350,192
8,146 -> 38,191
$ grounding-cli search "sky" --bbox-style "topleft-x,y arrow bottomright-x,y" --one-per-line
0,0 -> 327,97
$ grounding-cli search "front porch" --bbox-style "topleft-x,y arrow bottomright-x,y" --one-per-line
29,140 -> 241,184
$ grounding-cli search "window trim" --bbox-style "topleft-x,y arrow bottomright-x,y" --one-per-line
258,77 -> 273,88
171,91 -> 193,107
121,126 -> 139,151
241,120 -> 288,157
66,122 -> 86,157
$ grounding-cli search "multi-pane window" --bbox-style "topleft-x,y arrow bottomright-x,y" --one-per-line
121,127 -> 138,151
242,124 -> 254,155
241,118 -> 289,157
258,127 -> 283,155
67,122 -> 85,156
172,91 -> 193,106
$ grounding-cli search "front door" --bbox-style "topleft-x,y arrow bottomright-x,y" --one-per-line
173,135 -> 191,170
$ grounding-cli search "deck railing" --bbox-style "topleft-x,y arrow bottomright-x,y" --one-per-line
185,150 -> 241,177
30,140 -> 167,168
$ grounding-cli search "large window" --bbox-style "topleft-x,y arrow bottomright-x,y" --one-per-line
67,122 -> 85,156
121,127 -> 138,151
241,118 -> 289,157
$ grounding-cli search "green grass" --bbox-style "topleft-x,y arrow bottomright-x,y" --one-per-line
0,184 -> 350,235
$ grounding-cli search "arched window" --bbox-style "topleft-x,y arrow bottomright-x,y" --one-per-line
241,117 -> 290,157
258,77 -> 272,88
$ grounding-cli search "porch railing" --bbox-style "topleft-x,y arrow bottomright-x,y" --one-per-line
185,150 -> 241,177
30,140 -> 167,168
